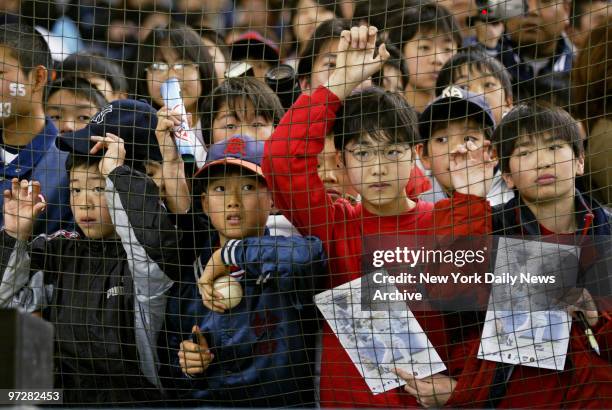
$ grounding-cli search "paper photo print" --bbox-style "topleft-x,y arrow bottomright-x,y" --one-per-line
478,237 -> 577,370
314,276 -> 446,394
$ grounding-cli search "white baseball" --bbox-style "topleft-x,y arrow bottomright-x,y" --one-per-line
213,275 -> 243,310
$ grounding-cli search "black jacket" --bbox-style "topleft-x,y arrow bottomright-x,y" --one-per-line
0,165 -> 181,405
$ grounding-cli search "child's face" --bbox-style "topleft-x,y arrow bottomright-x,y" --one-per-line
70,163 -> 116,239
201,37 -> 227,83
317,136 -> 358,201
144,161 -> 166,199
86,75 -> 119,101
504,134 -> 584,204
146,46 -> 202,113
403,31 -> 457,91
343,134 -> 413,214
212,99 -> 273,144
304,39 -> 340,92
292,0 -> 336,46
420,120 -> 488,193
0,45 -> 36,120
46,90 -> 99,134
453,65 -> 512,124
201,170 -> 272,242
381,64 -> 405,93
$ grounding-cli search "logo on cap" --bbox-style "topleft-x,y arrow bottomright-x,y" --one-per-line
91,105 -> 113,124
441,86 -> 466,99
224,137 -> 247,156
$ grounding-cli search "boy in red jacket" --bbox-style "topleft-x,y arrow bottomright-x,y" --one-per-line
263,25 -> 496,408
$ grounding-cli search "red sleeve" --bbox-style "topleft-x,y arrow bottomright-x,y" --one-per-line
263,86 -> 343,245
432,192 -> 493,235
406,165 -> 432,199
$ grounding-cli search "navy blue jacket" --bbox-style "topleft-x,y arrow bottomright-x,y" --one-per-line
0,119 -> 71,234
160,232 -> 326,407
491,190 -> 611,296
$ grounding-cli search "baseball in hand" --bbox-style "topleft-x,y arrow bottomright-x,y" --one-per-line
213,276 -> 243,310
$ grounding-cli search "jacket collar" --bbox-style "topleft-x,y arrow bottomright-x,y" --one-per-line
502,189 -> 609,236
0,118 -> 58,177
498,33 -> 573,76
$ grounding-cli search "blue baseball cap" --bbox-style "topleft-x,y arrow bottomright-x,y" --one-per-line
419,86 -> 496,143
57,99 -> 163,163
195,135 -> 265,178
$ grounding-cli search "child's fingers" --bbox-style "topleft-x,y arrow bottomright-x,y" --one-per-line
10,178 -> 20,201
358,25 -> 368,49
350,26 -> 359,48
19,179 -> 29,200
366,26 -> 378,50
378,43 -> 390,62
3,189 -> 11,202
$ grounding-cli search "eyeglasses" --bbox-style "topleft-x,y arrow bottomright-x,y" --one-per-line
345,144 -> 412,163
146,62 -> 198,73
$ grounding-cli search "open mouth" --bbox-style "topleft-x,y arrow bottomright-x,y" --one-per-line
226,213 -> 242,226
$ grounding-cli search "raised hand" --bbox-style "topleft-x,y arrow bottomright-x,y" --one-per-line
197,249 -> 232,313
449,140 -> 497,198
90,132 -> 126,178
178,325 -> 214,376
155,106 -> 183,162
326,25 -> 390,101
3,179 -> 47,240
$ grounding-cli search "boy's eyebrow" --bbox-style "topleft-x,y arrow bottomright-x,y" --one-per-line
47,104 -> 95,111
321,52 -> 337,59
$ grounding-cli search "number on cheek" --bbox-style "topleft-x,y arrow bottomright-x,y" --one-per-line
9,83 -> 26,96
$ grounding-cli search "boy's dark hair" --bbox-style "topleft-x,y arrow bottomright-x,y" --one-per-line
201,77 -> 285,146
435,48 -> 514,103
333,87 -> 419,152
198,26 -> 230,62
297,18 -> 352,80
352,0 -> 418,29
45,76 -> 108,110
493,103 -> 584,173
388,2 -> 462,54
65,152 -> 101,172
0,23 -> 50,75
59,53 -> 129,95
423,117 -> 494,156
132,23 -> 217,111
372,42 -> 409,91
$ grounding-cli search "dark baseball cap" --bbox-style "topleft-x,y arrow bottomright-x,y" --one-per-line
56,99 -> 163,163
419,86 -> 496,143
230,31 -> 280,63
195,134 -> 264,179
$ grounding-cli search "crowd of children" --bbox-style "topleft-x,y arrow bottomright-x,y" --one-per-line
0,0 -> 610,407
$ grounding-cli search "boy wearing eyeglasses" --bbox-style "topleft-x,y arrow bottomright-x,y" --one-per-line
263,26 -> 495,407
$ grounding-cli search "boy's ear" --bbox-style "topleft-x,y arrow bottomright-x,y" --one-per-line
415,143 -> 431,170
30,65 -> 48,92
501,172 -> 515,189
575,153 -> 585,176
298,77 -> 311,93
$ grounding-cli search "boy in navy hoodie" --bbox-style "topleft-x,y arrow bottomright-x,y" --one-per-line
165,135 -> 327,407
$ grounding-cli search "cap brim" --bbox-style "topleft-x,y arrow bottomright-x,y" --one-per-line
57,126 -> 95,155
420,97 -> 495,141
195,158 -> 264,179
